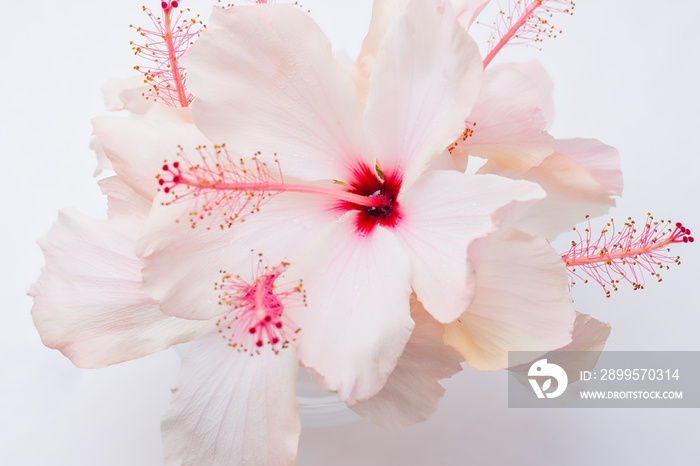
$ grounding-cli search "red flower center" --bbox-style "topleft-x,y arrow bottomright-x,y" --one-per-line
343,163 -> 403,234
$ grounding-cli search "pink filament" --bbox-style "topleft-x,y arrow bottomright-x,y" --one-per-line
131,2 -> 201,107
482,0 -> 574,68
162,5 -> 190,107
483,1 -> 541,68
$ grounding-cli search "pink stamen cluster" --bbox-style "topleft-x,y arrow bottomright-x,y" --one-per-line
562,214 -> 694,297
157,145 -> 283,230
481,0 -> 575,68
215,257 -> 304,354
130,1 -> 204,107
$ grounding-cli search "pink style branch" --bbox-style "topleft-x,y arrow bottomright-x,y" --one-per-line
130,0 -> 203,107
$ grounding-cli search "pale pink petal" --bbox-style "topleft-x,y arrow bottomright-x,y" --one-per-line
182,6 -> 368,181
443,228 -> 576,370
29,209 -> 210,368
569,312 -> 611,351
97,176 -> 152,220
480,138 -> 622,239
395,171 -> 545,323
90,137 -> 112,177
138,192 -> 337,320
355,0 -> 487,100
429,148 -> 459,171
364,0 -> 483,186
451,0 -> 490,29
101,76 -> 152,113
162,332 -> 300,466
350,295 -> 462,431
451,61 -> 554,172
92,115 -> 209,202
509,312 -> 610,384
285,215 -> 414,404
353,0 -> 406,98
357,0 -> 489,58
101,75 -> 193,122
353,0 -> 406,102
355,0 -> 487,74
515,60 -> 556,129
356,0 -> 407,67
557,138 -> 623,196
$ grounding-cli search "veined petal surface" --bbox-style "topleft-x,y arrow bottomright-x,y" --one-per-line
183,5 -> 369,182
30,209 -> 210,368
443,228 -> 576,370
92,115 -> 208,202
481,138 -> 622,239
162,332 -> 300,466
396,171 -> 545,323
451,62 -> 555,172
364,0 -> 483,187
139,192 -> 337,321
284,215 -> 414,404
350,295 -> 462,430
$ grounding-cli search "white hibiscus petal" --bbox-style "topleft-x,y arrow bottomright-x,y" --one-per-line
182,6 -> 368,181
353,0 -> 405,102
101,75 -> 194,122
29,209 -> 210,368
351,295 -> 462,430
92,115 -> 209,202
285,215 -> 414,404
443,228 -> 576,371
556,138 -> 623,196
563,312 -> 611,353
355,0 -> 487,85
365,0 -> 483,186
395,170 -> 545,323
138,192 -> 337,320
101,75 -> 153,114
515,60 -> 556,129
480,138 -> 622,239
162,332 -> 300,466
357,0 -> 407,66
509,312 -> 611,384
451,61 -> 555,172
90,136 -> 112,177
97,176 -> 151,220
452,0 -> 491,29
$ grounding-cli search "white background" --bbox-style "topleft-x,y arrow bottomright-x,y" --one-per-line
2,0 -> 699,464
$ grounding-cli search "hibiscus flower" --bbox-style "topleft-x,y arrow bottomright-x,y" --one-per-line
30,1 -> 610,464
29,172 -> 305,465
138,0 -> 544,412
